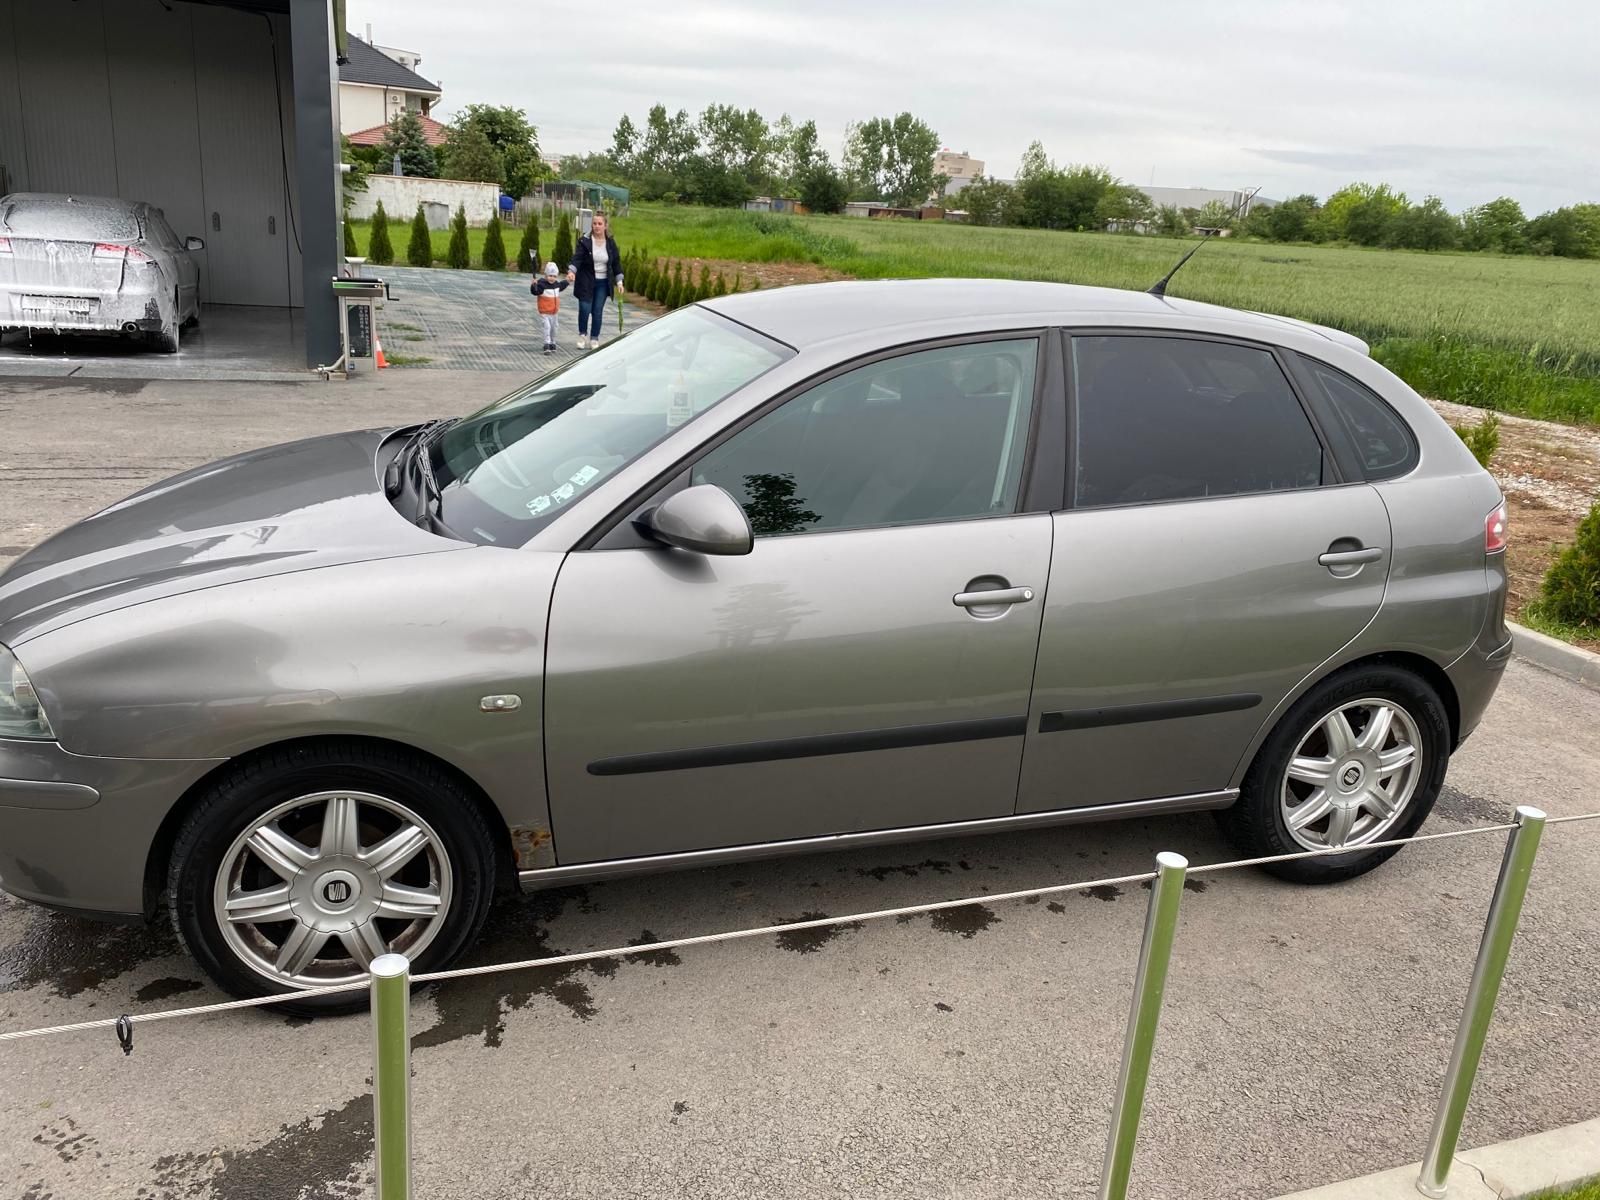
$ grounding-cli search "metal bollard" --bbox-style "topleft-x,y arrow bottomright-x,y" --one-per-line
1416,805 -> 1547,1198
1098,851 -> 1189,1200
370,953 -> 414,1200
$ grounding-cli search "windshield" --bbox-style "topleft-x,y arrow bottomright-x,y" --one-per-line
2,195 -> 142,241
431,307 -> 791,544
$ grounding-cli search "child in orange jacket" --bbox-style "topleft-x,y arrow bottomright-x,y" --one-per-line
531,261 -> 569,353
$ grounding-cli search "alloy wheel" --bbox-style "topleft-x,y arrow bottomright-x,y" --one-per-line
1279,697 -> 1423,852
212,790 -> 453,989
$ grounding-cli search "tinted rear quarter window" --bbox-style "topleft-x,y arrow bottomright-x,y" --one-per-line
1071,335 -> 1325,508
1301,360 -> 1418,480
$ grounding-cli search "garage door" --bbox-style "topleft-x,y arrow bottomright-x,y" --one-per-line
0,0 -> 297,309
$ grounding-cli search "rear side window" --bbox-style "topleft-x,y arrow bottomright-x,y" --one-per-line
1303,361 -> 1418,480
1071,335 -> 1324,508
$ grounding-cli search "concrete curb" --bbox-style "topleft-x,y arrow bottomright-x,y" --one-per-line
1273,1116 -> 1600,1199
1509,621 -> 1600,691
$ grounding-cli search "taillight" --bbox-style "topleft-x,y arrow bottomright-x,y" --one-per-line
0,236 -> 11,255
1485,500 -> 1508,554
92,242 -> 148,262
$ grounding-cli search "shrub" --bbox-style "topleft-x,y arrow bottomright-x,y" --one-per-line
635,255 -> 653,299
654,260 -> 671,305
406,204 -> 432,267
552,218 -> 574,276
1452,412 -> 1500,468
799,161 -> 849,215
516,212 -> 540,273
715,272 -> 728,297
1529,502 -> 1600,628
368,201 -> 394,265
446,205 -> 470,269
732,271 -> 743,292
698,263 -> 713,301
343,219 -> 357,259
666,263 -> 683,309
482,215 -> 507,270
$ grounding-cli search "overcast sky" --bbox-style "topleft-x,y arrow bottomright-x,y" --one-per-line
347,0 -> 1597,213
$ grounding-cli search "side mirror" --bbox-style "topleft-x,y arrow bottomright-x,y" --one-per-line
185,236 -> 206,251
640,484 -> 753,556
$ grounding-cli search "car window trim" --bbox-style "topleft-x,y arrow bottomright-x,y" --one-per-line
1059,326 -> 1349,513
576,328 -> 1059,551
1284,349 -> 1421,483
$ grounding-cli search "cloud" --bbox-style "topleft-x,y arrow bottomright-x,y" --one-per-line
347,0 -> 1600,212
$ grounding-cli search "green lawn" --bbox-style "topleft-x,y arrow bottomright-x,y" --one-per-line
1521,1177 -> 1600,1200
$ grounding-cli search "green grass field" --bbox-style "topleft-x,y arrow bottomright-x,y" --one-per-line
348,206 -> 1600,423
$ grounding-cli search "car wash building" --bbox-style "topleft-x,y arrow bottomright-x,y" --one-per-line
0,0 -> 344,368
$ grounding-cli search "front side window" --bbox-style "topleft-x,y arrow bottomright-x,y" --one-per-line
693,339 -> 1038,536
432,308 -> 790,544
1072,335 -> 1324,508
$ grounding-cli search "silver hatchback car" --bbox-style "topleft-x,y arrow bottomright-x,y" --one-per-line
0,192 -> 205,352
0,281 -> 1510,1008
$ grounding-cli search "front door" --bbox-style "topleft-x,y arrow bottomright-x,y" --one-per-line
1016,333 -> 1392,813
545,336 -> 1055,864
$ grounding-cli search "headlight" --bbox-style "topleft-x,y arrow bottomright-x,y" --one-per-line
0,644 -> 55,740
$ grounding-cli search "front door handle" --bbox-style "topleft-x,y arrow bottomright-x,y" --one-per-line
1318,547 -> 1383,567
954,586 -> 1035,608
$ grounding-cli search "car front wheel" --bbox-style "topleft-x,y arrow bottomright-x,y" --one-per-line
168,742 -> 497,1012
1218,664 -> 1450,884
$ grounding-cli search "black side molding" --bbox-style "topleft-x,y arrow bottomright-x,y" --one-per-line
1039,693 -> 1261,734
588,715 -> 1027,777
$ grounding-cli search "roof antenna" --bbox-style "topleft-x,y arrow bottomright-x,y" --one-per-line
1147,185 -> 1261,298
1146,230 -> 1213,298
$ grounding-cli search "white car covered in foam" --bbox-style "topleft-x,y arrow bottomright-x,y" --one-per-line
0,192 -> 204,353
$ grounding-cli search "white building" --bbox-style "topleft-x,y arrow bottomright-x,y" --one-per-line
337,33 -> 441,137
933,149 -> 985,197
1138,186 -> 1277,217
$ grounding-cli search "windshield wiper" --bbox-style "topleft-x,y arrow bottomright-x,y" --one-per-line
383,421 -> 435,499
410,417 -> 460,531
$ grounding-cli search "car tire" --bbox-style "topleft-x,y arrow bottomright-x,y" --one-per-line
167,740 -> 498,1014
1216,663 -> 1450,884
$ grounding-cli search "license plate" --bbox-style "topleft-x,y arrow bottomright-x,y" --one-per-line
22,296 -> 96,315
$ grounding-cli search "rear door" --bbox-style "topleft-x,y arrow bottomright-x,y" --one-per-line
1016,332 -> 1392,813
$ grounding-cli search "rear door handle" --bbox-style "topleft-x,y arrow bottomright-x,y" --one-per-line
954,586 -> 1035,608
1318,547 -> 1383,567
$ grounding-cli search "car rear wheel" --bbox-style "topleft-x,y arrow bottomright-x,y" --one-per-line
168,742 -> 497,1013
151,290 -> 181,352
1217,664 -> 1450,884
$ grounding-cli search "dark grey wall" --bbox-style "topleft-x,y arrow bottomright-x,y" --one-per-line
289,0 -> 342,367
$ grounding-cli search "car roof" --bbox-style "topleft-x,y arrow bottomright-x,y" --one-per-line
701,279 -> 1368,356
2,192 -> 144,213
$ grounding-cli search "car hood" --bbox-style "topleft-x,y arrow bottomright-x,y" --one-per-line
0,428 -> 459,645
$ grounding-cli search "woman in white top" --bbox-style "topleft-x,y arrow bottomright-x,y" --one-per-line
566,212 -> 624,350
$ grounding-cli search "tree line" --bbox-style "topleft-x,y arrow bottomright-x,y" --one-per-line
348,102 -> 1599,260
551,104 -> 944,212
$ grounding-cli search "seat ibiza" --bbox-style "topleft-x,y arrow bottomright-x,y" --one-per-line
0,280 -> 1511,1008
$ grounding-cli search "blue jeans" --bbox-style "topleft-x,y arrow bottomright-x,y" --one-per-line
578,280 -> 612,338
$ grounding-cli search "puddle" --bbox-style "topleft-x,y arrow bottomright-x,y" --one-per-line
134,977 -> 203,1003
150,1094 -> 371,1200
0,908 -> 180,998
773,911 -> 862,954
929,904 -> 1000,938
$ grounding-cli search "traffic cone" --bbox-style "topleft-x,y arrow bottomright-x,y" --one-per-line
374,335 -> 389,369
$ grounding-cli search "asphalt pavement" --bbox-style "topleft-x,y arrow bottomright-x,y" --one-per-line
2,375 -> 1597,1200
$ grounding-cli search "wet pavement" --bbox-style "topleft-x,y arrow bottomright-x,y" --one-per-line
2,375 -> 1599,1199
0,266 -> 649,381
